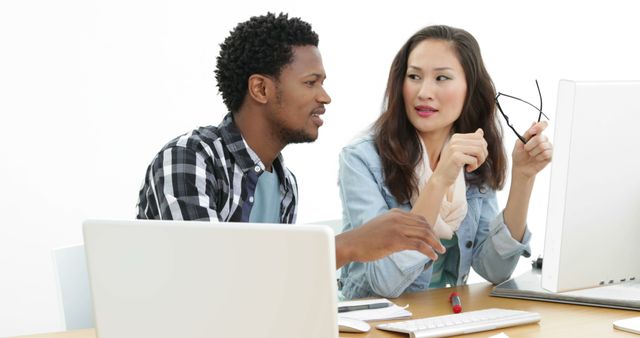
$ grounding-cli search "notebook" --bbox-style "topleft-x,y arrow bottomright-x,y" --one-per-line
337,298 -> 411,321
83,219 -> 338,338
491,269 -> 640,311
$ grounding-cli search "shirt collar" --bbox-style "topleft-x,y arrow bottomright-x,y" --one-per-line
218,113 -> 291,187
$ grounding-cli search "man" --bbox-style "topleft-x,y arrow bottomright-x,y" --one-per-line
136,13 -> 444,268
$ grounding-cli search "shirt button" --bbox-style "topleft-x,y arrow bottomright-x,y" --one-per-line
249,196 -> 254,203
254,166 -> 261,173
465,241 -> 473,249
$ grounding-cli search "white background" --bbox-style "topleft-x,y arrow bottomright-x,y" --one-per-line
1,0 -> 639,336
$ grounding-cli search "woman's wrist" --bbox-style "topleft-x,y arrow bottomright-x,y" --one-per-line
426,172 -> 451,192
511,167 -> 536,183
411,174 -> 449,226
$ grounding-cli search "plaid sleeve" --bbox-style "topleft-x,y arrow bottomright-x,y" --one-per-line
142,146 -> 220,221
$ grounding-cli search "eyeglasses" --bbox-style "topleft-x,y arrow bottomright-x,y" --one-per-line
495,80 -> 550,143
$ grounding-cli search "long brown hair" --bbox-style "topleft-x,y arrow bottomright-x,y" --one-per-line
374,25 -> 506,203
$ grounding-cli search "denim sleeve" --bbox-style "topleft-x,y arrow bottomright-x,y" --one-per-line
338,145 -> 430,298
471,191 -> 532,284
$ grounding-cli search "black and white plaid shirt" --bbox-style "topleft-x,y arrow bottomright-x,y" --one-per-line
136,113 -> 298,223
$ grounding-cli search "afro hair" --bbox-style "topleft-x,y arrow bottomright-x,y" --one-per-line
215,13 -> 319,113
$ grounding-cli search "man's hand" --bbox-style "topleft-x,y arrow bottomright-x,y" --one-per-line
335,209 -> 445,269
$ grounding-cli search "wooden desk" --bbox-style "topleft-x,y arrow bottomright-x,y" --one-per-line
341,283 -> 639,338
13,283 -> 639,338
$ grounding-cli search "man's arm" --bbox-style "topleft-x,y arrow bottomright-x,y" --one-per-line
138,146 -> 220,221
334,209 -> 445,269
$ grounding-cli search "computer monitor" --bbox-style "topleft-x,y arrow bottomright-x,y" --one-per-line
83,220 -> 338,338
542,80 -> 640,293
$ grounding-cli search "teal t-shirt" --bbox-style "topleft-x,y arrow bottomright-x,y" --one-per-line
248,169 -> 281,223
429,234 -> 460,288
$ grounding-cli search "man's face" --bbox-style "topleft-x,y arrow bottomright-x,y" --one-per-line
267,45 -> 331,144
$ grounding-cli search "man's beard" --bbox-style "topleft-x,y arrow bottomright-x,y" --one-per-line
271,87 -> 317,145
273,123 -> 316,145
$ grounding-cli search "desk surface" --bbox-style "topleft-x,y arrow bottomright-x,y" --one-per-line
14,283 -> 639,338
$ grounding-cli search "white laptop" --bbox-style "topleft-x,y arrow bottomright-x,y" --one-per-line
83,219 -> 338,338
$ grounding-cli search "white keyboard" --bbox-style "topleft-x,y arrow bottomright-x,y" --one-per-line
376,308 -> 541,338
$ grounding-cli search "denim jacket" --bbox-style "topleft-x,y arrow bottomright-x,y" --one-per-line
338,136 -> 532,299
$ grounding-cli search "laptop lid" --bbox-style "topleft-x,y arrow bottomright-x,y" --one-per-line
83,219 -> 338,338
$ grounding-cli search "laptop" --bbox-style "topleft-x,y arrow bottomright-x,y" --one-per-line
83,219 -> 338,338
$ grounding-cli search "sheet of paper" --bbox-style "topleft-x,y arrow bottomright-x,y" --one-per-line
488,333 -> 510,338
337,298 -> 412,321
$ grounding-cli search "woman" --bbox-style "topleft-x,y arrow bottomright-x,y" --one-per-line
338,25 -> 552,299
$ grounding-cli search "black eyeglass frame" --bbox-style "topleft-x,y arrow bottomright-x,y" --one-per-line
495,80 -> 550,143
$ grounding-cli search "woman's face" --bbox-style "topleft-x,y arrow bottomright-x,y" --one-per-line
403,39 -> 467,139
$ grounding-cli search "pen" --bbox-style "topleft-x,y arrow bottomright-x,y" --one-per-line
449,292 -> 462,313
338,302 -> 391,313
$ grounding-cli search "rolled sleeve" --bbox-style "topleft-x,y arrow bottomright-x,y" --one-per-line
365,251 -> 430,298
489,211 -> 532,259
472,193 -> 531,285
